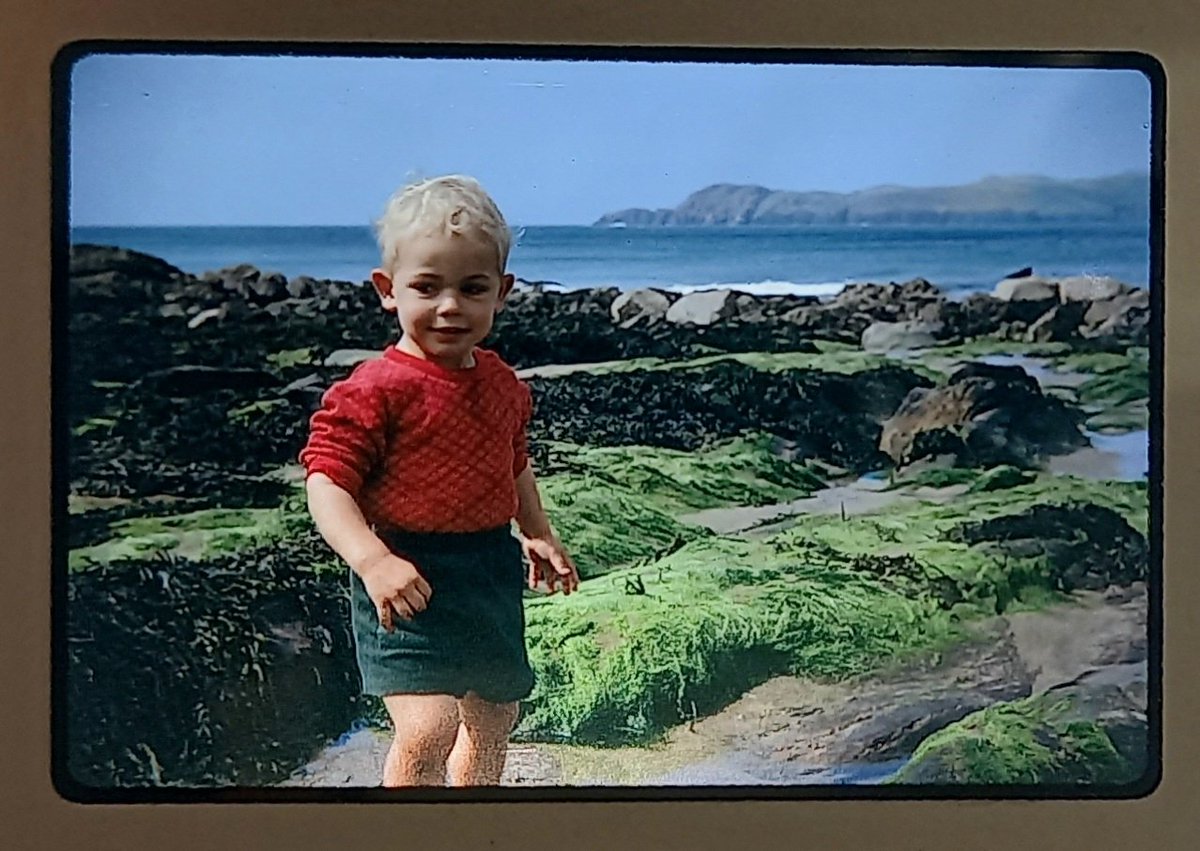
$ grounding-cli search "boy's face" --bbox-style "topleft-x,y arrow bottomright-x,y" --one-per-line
370,227 -> 514,369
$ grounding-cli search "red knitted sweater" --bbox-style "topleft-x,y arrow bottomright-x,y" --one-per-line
298,345 -> 532,533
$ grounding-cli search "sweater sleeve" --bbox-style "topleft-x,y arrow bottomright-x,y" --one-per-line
298,374 -> 389,498
511,379 -> 532,476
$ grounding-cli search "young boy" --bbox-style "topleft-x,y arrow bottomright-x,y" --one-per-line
299,175 -> 578,787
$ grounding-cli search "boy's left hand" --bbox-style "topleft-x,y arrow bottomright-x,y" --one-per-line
520,532 -> 579,595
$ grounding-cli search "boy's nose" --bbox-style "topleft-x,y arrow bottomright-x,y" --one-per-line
436,295 -> 462,315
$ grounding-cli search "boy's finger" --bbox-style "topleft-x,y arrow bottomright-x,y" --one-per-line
401,587 -> 427,613
378,605 -> 394,632
413,575 -> 433,603
389,596 -> 414,620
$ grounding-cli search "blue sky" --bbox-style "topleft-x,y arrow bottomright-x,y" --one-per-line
68,53 -> 1153,227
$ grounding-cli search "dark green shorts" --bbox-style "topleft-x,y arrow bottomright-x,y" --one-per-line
349,525 -> 535,704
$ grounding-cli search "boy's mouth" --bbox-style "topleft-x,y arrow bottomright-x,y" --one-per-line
430,327 -> 470,336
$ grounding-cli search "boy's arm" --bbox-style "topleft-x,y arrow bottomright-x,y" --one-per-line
305,472 -> 393,577
513,461 -> 554,540
514,461 -> 579,594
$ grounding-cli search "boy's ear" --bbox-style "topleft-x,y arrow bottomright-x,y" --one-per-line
370,269 -> 397,312
495,273 -> 516,312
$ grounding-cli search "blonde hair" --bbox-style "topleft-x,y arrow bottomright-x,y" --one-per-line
373,174 -> 512,273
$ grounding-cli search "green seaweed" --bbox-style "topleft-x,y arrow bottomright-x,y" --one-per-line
516,535 -> 959,744
227,398 -> 290,424
890,693 -> 1135,784
967,465 -> 1037,493
885,467 -> 980,491
573,348 -> 940,380
549,434 -> 826,513
265,347 -> 316,369
538,475 -> 706,578
72,417 -> 119,437
68,506 -> 293,570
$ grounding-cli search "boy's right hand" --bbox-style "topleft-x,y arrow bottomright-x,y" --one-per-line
358,552 -> 432,632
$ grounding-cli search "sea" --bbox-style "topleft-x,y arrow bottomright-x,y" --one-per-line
70,223 -> 1151,299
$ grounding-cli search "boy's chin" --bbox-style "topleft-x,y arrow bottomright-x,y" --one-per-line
417,335 -> 482,360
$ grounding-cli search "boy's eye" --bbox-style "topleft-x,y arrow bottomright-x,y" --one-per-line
410,281 -> 436,295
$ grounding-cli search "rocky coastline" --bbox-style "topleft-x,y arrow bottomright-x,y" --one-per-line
63,244 -> 1153,790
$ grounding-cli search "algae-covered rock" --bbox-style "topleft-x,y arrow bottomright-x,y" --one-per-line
529,360 -> 929,473
517,538 -> 957,745
66,538 -> 361,788
948,502 -> 1147,592
891,668 -> 1147,785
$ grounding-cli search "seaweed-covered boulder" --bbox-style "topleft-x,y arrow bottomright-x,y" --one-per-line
941,293 -> 1008,340
891,664 -> 1147,785
527,360 -> 930,473
878,361 -> 1087,469
66,539 -> 361,788
946,502 -> 1148,591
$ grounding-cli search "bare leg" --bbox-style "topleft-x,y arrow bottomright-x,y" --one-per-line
380,693 -> 460,787
445,691 -> 520,786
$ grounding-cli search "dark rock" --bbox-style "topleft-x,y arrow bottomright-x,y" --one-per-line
1082,291 -> 1150,346
879,361 -> 1087,469
944,293 -> 1008,340
247,272 -> 289,306
66,539 -> 363,787
526,360 -> 930,473
1003,266 -> 1034,279
1024,301 -> 1088,343
948,502 -> 1148,591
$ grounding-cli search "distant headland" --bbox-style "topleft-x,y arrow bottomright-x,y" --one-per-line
593,173 -> 1149,227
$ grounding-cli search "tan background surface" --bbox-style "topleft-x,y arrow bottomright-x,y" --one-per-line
1,1 -> 1195,848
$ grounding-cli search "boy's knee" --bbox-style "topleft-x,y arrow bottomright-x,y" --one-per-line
458,692 -> 520,739
385,694 -> 460,756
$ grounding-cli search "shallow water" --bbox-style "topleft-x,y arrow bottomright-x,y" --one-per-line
975,353 -> 1091,388
1049,429 -> 1149,481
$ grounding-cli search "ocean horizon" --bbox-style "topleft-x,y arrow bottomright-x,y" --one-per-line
70,222 -> 1152,299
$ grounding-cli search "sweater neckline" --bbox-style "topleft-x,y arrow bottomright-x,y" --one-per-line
383,344 -> 487,381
